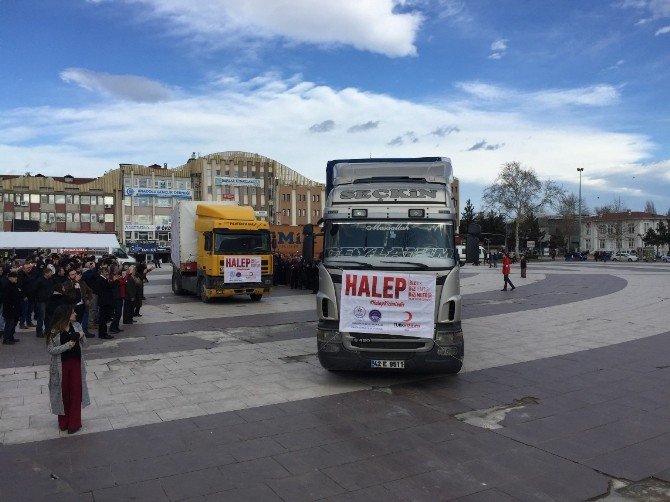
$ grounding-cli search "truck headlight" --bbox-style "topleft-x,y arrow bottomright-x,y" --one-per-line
317,329 -> 341,352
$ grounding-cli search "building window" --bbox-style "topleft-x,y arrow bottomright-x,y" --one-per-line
56,213 -> 66,222
135,197 -> 151,207
105,214 -> 114,223
138,179 -> 149,188
137,232 -> 150,240
644,222 -> 651,232
81,214 -> 91,223
55,194 -> 65,204
156,197 -> 171,207
207,186 -> 212,195
628,238 -> 635,248
30,211 -> 39,221
29,194 -> 39,204
3,211 -> 12,221
124,197 -> 131,207
104,196 -> 114,206
627,223 -> 635,234
3,193 -> 13,202
124,214 -> 131,223
80,195 -> 90,205
585,239 -> 591,249
599,239 -> 605,249
97,214 -> 105,223
125,231 -> 132,240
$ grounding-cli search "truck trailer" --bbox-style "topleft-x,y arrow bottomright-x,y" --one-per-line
171,201 -> 273,302
303,157 -> 479,373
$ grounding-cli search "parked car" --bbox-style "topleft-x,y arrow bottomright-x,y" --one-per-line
661,253 -> 670,263
596,251 -> 612,262
611,251 -> 638,262
565,251 -> 587,261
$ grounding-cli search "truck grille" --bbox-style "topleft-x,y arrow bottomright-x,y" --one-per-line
344,333 -> 433,353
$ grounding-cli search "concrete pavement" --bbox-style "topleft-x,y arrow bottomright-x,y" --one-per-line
1,261 -> 670,500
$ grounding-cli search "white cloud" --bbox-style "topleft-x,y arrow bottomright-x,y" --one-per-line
655,25 -> 670,34
488,38 -> 507,59
60,68 -> 173,102
1,74 -> 663,199
457,81 -> 620,107
104,0 -> 422,57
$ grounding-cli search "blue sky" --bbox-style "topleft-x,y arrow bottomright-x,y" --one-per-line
1,0 -> 670,214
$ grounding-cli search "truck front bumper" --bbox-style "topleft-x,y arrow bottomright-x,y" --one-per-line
316,323 -> 463,373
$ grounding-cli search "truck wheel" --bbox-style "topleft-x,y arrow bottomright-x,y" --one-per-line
172,270 -> 184,295
250,293 -> 263,302
198,279 -> 212,303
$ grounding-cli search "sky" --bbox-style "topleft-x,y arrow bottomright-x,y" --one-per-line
1,0 -> 670,214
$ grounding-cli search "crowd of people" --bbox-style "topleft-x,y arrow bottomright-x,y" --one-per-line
272,253 -> 319,293
0,251 -> 153,345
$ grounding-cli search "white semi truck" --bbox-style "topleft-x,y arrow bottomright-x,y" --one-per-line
303,157 -> 479,373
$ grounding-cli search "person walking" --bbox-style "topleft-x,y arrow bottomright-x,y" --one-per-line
520,254 -> 527,279
501,252 -> 516,291
46,304 -> 90,434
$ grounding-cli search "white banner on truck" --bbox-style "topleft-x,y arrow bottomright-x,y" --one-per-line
339,271 -> 436,339
221,256 -> 261,283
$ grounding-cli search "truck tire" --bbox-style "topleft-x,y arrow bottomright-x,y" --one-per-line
250,293 -> 263,301
198,279 -> 213,303
172,270 -> 184,295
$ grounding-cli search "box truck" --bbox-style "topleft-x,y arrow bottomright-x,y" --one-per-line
171,202 -> 273,302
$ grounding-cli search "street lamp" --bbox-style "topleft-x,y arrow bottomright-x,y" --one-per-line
577,168 -> 584,252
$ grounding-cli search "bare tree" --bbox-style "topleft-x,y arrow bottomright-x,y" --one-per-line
644,200 -> 657,214
482,161 -> 565,256
554,193 -> 591,249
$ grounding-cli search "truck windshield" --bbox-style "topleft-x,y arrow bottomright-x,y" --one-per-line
214,231 -> 270,254
324,221 -> 455,269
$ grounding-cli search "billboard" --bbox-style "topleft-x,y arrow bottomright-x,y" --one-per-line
270,224 -> 323,258
214,177 -> 262,188
124,187 -> 192,199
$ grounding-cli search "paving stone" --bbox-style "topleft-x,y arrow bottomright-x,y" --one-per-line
92,479 -> 169,502
267,470 -> 346,501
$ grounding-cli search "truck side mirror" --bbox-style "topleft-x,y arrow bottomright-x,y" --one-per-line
465,224 -> 481,264
302,236 -> 314,263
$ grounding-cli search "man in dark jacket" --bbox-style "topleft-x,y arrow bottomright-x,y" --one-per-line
96,268 -> 115,339
17,261 -> 38,329
2,271 -> 23,344
33,267 -> 55,337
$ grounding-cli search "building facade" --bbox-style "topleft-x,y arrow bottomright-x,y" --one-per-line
1,151 -> 326,257
0,173 -> 118,235
581,212 -> 669,253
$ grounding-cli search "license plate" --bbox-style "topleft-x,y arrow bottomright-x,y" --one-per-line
370,360 -> 405,369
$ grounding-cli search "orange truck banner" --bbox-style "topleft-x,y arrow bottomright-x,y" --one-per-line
270,224 -> 323,257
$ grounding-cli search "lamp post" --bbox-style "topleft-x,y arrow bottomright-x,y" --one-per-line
577,168 -> 584,252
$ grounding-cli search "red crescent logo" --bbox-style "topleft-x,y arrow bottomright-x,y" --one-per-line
403,311 -> 413,322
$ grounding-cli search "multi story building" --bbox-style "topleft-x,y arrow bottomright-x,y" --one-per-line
0,173 -> 118,234
184,151 -> 325,226
1,151 -> 326,259
581,211 -> 669,253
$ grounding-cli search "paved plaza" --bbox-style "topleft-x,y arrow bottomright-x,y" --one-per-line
1,261 -> 670,501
